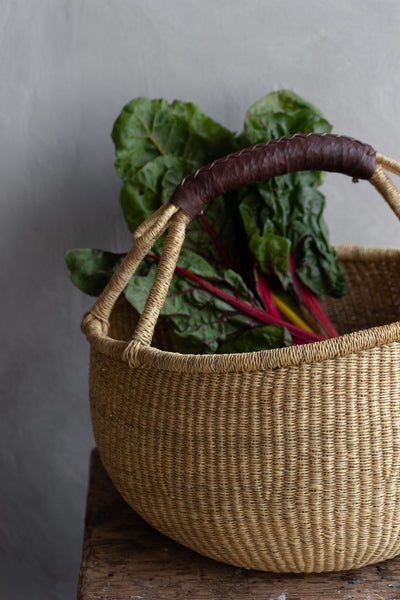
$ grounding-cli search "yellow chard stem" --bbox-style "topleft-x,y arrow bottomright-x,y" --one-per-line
270,292 -> 317,334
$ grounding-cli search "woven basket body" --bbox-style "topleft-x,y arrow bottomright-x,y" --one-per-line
89,248 -> 400,573
82,135 -> 400,573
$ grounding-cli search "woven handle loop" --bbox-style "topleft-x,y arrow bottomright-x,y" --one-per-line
81,134 -> 400,367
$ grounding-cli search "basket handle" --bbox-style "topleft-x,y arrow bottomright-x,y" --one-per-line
170,133 -> 376,219
81,133 -> 400,366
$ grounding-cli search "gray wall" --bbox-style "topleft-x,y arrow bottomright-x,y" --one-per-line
2,1 -> 400,597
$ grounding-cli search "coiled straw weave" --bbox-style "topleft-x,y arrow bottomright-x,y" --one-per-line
82,152 -> 400,573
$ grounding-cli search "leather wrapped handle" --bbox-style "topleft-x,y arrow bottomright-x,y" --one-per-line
169,133 -> 376,220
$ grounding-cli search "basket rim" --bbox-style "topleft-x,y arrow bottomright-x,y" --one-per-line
87,245 -> 400,374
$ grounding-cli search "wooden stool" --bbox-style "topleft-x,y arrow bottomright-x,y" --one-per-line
77,449 -> 400,599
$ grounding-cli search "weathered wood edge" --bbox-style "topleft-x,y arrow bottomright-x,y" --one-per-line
76,449 -> 400,600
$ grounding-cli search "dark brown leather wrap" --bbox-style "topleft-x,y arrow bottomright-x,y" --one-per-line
169,133 -> 376,220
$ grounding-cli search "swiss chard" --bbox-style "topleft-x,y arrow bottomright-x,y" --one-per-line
65,248 -> 123,296
67,92 -> 344,353
112,98 -> 238,180
238,91 -> 345,295
237,91 -> 345,335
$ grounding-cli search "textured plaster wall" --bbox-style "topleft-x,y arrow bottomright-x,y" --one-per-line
1,1 -> 400,598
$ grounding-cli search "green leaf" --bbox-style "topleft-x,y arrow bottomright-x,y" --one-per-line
240,90 -> 331,188
237,90 -> 345,297
249,230 -> 292,285
295,237 -> 347,297
120,155 -> 199,234
184,193 -> 246,275
218,325 -> 292,353
119,154 -> 241,273
112,98 -> 238,181
285,184 -> 346,297
65,249 -> 123,296
114,96 -> 249,283
124,254 -> 266,354
67,91 -> 346,356
239,189 -> 292,285
241,89 -> 332,145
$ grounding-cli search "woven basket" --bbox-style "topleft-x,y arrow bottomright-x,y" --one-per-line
82,134 -> 400,573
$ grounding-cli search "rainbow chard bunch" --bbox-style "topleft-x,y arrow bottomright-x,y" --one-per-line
66,91 -> 346,353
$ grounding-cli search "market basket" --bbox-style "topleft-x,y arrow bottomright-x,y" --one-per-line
81,133 -> 400,573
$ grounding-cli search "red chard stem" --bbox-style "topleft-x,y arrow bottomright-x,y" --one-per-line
199,214 -> 234,270
148,254 -> 324,344
255,267 -> 281,318
288,255 -> 339,338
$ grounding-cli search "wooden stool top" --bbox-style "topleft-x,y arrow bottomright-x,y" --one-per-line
77,449 -> 400,599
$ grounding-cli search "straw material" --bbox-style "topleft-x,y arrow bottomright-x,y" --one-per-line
82,154 -> 400,573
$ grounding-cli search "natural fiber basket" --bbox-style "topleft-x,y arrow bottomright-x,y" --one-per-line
81,133 -> 400,573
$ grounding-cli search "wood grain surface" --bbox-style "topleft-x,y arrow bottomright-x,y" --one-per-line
77,449 -> 400,600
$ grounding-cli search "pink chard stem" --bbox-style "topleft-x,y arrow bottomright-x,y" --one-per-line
288,256 -> 339,338
254,266 -> 316,346
199,214 -> 234,270
254,267 -> 282,319
148,254 -> 324,345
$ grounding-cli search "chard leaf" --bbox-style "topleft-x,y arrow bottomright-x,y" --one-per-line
249,229 -> 291,284
67,92 -> 345,355
239,90 -> 331,233
120,153 -> 242,275
240,90 -> 331,190
120,155 -> 199,235
65,244 -> 273,354
295,236 -> 346,298
241,89 -> 331,154
124,252 -> 267,354
65,249 -> 123,296
237,90 -> 346,297
66,245 -> 293,354
285,183 -> 346,297
184,194 -> 245,274
112,98 -> 237,181
218,325 -> 292,353
239,188 -> 292,285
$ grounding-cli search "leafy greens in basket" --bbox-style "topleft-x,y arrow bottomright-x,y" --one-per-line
66,90 -> 345,353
